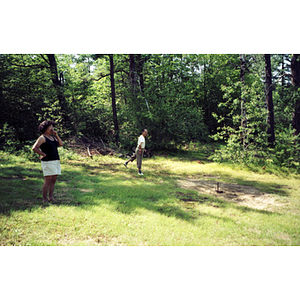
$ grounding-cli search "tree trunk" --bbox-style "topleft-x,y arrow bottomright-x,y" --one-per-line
129,54 -> 137,97
136,54 -> 144,93
240,54 -> 247,150
46,54 -> 71,129
264,54 -> 275,145
109,54 -> 119,146
291,54 -> 300,138
281,54 -> 285,87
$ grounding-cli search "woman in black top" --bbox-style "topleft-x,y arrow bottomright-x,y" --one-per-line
32,121 -> 63,203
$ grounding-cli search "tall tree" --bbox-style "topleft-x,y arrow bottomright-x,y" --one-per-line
291,54 -> 300,138
46,54 -> 71,131
0,54 -> 51,143
240,54 -> 248,150
264,54 -> 275,145
129,54 -> 137,98
136,54 -> 144,93
109,54 -> 119,146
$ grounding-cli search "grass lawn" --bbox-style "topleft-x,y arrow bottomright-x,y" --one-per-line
1,146 -> 300,246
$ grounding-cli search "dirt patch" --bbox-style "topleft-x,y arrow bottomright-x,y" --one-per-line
177,179 -> 286,211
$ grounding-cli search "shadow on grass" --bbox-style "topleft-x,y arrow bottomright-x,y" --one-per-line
0,158 -> 96,216
0,157 -> 284,223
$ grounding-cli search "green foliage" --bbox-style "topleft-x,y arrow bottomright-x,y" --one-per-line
0,54 -> 70,142
271,127 -> 300,168
1,53 -> 299,163
118,54 -> 215,150
212,126 -> 300,171
211,54 -> 300,171
57,147 -> 84,161
0,123 -> 19,151
16,144 -> 40,162
211,125 -> 267,164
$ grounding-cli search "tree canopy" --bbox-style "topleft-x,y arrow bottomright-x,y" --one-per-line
1,54 -> 299,168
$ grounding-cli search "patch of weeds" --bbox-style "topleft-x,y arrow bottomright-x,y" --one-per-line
156,203 -> 196,220
174,191 -> 203,202
145,196 -> 158,202
113,201 -> 137,215
174,190 -> 222,205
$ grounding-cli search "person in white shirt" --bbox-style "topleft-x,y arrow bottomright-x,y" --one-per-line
124,129 -> 148,175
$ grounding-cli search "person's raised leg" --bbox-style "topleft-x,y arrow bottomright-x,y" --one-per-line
124,152 -> 136,167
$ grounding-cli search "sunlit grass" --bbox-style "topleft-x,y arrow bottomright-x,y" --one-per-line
1,149 -> 300,246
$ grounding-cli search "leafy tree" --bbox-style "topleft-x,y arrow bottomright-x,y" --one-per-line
60,54 -> 112,142
212,54 -> 269,163
46,54 -> 73,134
109,54 -> 119,146
1,52 -> 299,171
264,54 -> 275,145
291,54 -> 300,138
0,54 -> 56,148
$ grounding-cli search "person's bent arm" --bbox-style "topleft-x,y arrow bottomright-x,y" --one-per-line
53,130 -> 63,147
32,136 -> 46,159
138,143 -> 142,153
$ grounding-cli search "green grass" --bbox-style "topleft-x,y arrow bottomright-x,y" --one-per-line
1,147 -> 300,246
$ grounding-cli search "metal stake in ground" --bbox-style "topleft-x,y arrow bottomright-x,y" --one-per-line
216,182 -> 223,193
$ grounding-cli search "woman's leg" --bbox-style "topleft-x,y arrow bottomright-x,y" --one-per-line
42,176 -> 53,202
49,175 -> 58,201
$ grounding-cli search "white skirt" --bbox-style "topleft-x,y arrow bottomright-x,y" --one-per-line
41,160 -> 61,177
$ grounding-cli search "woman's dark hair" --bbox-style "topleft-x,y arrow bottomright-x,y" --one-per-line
39,120 -> 55,134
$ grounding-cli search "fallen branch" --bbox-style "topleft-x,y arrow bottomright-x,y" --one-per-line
87,146 -> 93,159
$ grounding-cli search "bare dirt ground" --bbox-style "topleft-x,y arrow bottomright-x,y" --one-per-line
177,178 -> 287,211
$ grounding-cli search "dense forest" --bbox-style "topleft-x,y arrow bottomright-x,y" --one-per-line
0,54 -> 299,169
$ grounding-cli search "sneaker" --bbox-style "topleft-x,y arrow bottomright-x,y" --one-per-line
138,172 -> 144,175
124,162 -> 128,168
